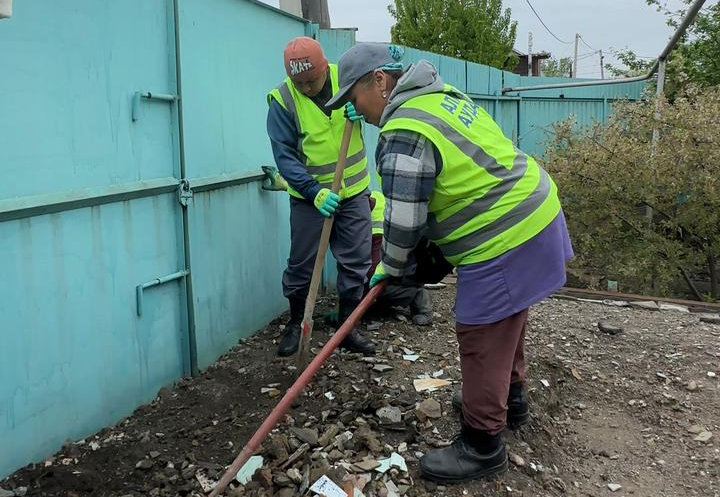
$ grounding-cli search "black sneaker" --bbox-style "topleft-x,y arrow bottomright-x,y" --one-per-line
420,433 -> 507,483
452,383 -> 530,428
277,321 -> 301,357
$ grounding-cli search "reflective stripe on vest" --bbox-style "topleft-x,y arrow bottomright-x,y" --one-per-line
381,90 -> 561,265
268,64 -> 370,200
370,191 -> 386,235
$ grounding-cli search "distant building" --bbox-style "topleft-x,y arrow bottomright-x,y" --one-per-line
511,49 -> 551,77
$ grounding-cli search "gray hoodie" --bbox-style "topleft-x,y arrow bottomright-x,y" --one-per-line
379,60 -> 470,127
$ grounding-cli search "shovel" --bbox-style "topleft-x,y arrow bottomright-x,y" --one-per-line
296,119 -> 355,371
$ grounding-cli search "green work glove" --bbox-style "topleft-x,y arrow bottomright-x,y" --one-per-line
313,188 -> 340,217
344,102 -> 364,122
369,262 -> 390,288
261,165 -> 288,191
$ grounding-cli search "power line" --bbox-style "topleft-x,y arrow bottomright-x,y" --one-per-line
578,35 -> 599,52
524,0 -> 573,45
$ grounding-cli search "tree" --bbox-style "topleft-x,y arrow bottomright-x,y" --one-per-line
542,57 -> 573,77
604,49 -> 654,78
544,88 -> 720,301
388,0 -> 518,70
606,1 -> 720,95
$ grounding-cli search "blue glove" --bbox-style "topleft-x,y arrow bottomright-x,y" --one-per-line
344,102 -> 364,122
369,262 -> 390,288
313,188 -> 341,217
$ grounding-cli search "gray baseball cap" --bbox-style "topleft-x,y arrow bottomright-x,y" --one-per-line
326,43 -> 403,110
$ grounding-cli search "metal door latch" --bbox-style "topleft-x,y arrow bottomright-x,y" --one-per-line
178,179 -> 193,206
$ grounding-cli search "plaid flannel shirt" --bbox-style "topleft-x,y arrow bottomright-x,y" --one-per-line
375,129 -> 443,277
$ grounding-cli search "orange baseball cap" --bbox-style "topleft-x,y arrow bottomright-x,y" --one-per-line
284,37 -> 329,82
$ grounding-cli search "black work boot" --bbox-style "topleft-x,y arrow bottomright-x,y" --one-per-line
277,297 -> 305,357
410,287 -> 433,326
338,298 -> 376,356
452,382 -> 530,428
420,425 -> 507,483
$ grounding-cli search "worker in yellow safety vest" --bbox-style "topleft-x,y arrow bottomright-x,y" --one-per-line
367,191 -> 433,325
266,37 -> 376,357
326,43 -> 574,484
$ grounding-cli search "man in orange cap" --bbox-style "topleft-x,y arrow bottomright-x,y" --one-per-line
266,37 -> 375,357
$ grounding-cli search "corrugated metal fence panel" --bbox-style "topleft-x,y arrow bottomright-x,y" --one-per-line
466,62 -> 491,95
0,0 -> 177,199
0,0 -> 186,477
519,98 -> 607,157
317,28 -> 356,63
439,56 -> 467,92
177,0 -> 307,368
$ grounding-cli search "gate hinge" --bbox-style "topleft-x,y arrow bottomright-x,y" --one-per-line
178,179 -> 193,206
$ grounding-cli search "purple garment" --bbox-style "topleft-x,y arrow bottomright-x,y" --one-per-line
455,212 -> 574,325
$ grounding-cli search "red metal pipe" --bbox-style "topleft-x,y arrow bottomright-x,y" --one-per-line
209,282 -> 387,497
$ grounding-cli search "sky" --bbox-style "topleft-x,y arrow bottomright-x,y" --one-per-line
261,0 -> 703,78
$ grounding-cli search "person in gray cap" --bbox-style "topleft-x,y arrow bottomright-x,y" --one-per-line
326,43 -> 573,484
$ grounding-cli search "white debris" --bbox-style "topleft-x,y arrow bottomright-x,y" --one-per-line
309,475 -> 346,497
236,455 -> 264,485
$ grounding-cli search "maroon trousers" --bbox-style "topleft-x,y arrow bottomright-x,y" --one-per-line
456,309 -> 528,435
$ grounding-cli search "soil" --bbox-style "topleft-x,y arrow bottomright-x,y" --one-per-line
2,280 -> 719,497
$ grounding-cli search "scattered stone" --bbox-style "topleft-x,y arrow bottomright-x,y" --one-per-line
694,431 -> 713,443
135,459 -> 155,470
319,424 -> 340,447
14,489 -> 27,497
287,468 -> 303,484
353,459 -> 381,472
376,406 -> 403,425
598,322 -> 624,335
415,398 -> 442,422
686,381 -> 699,392
277,488 -> 295,497
0,490 -> 15,497
608,483 -> 623,492
659,303 -> 690,313
708,371 -> 717,378
698,313 -> 720,325
149,451 -> 161,459
355,425 -> 384,454
273,473 -> 294,487
629,301 -> 660,311
413,378 -> 451,392
687,425 -> 704,434
509,453 -> 526,467
397,442 -> 408,453
290,427 -> 319,446
373,364 -> 394,373
256,467 -> 273,489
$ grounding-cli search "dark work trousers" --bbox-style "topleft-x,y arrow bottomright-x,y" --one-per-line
283,191 -> 372,302
456,309 -> 528,435
368,234 -> 422,307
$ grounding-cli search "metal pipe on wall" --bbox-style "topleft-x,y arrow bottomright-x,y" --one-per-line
173,0 -> 199,377
502,0 -> 708,94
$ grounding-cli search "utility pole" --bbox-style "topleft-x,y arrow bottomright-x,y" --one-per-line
599,50 -> 605,79
572,32 -> 580,78
528,32 -> 533,77
301,0 -> 330,29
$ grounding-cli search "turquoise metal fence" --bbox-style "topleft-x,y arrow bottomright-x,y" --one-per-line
0,0 -> 645,478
